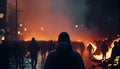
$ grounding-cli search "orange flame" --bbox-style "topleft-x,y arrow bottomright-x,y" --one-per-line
93,37 -> 120,60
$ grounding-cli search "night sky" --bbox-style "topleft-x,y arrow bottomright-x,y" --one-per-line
7,0 -> 120,41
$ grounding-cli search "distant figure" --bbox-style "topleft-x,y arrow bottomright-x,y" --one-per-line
101,42 -> 108,61
110,41 -> 120,69
110,41 -> 119,60
28,37 -> 40,69
87,44 -> 93,58
41,41 -> 47,61
0,40 -> 10,69
44,32 -> 85,69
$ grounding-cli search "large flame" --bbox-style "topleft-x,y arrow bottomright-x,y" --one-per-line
93,37 -> 120,60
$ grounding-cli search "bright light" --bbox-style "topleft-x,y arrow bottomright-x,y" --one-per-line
19,24 -> 23,27
1,36 -> 5,40
0,13 -> 4,18
41,27 -> 44,31
75,25 -> 78,28
93,54 -> 103,60
17,31 -> 21,35
93,51 -> 112,60
24,28 -> 27,31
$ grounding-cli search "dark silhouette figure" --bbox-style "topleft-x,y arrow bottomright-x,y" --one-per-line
111,41 -> 119,59
87,44 -> 93,58
18,41 -> 25,69
118,40 -> 120,56
12,41 -> 19,69
0,40 -> 10,69
40,41 -> 47,62
110,41 -> 120,69
101,42 -> 108,61
47,40 -> 56,53
44,32 -> 85,69
12,41 -> 24,69
28,37 -> 40,69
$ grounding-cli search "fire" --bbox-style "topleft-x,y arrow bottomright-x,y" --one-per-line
93,37 -> 120,60
110,37 -> 120,48
93,51 -> 112,60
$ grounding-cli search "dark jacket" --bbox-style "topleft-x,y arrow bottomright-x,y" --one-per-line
44,42 -> 85,69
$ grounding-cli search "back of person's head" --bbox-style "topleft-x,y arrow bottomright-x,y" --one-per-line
58,32 -> 70,43
31,37 -> 36,42
88,44 -> 92,46
57,32 -> 72,53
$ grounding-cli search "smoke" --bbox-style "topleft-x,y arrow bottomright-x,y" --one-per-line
7,0 -> 101,41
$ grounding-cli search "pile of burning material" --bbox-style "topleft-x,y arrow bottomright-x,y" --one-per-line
90,37 -> 120,68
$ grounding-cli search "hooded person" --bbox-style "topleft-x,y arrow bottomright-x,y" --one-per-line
43,32 -> 85,69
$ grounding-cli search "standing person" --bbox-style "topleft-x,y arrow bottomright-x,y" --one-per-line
13,41 -> 21,69
110,41 -> 119,69
87,44 -> 93,58
41,41 -> 47,62
0,40 -> 10,69
101,42 -> 108,61
28,37 -> 40,69
44,32 -> 85,69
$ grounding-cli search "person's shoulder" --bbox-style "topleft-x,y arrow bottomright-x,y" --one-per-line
71,50 -> 81,57
48,49 -> 57,56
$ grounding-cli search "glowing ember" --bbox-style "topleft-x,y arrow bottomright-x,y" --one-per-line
41,27 -> 44,31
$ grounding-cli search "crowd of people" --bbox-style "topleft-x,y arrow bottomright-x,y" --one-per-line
0,32 -> 120,69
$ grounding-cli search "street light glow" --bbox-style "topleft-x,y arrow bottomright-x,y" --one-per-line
24,28 -> 27,31
75,25 -> 78,28
19,24 -> 23,27
17,31 -> 21,35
